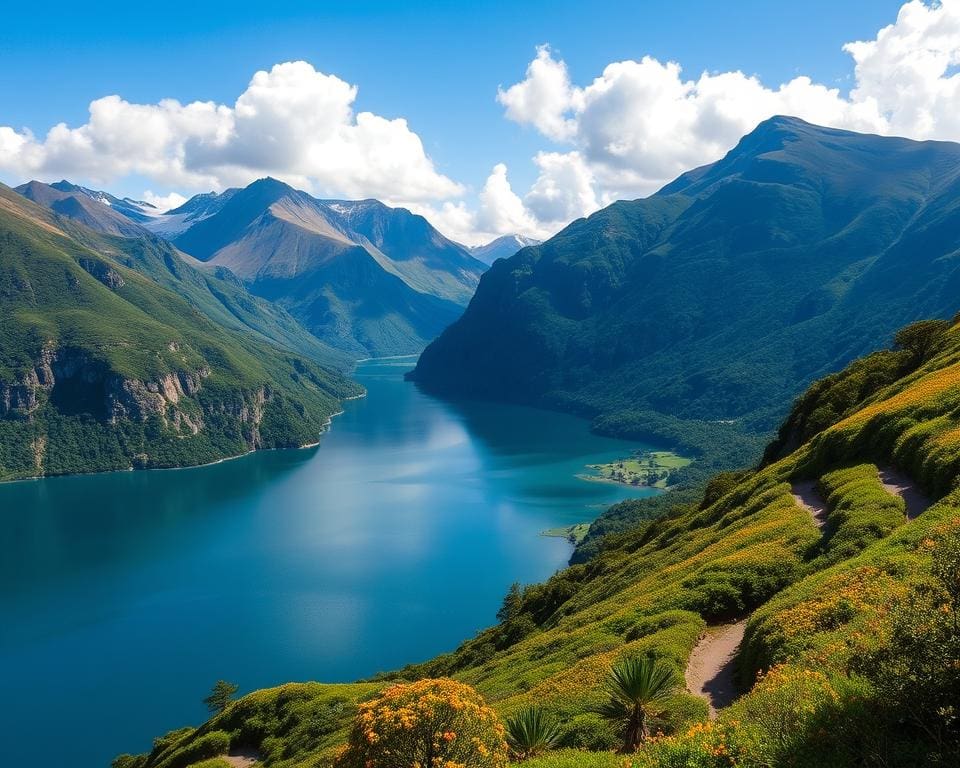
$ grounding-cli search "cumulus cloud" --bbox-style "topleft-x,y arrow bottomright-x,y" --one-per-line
497,46 -> 582,142
141,190 -> 188,212
500,0 -> 960,207
6,2 -> 960,246
0,61 -> 461,205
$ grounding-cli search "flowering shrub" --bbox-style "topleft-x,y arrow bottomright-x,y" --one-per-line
335,679 -> 508,768
726,665 -> 839,766
631,721 -> 743,768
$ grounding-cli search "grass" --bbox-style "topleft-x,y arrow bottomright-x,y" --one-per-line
582,451 -> 692,488
512,748 -> 624,768
542,524 -> 591,544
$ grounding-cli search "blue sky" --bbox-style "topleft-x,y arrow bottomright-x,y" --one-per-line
0,0 -> 945,242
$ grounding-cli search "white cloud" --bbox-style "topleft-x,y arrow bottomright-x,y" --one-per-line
0,61 -> 461,205
6,2 -> 960,247
141,190 -> 188,212
500,1 -> 960,211
477,163 -> 542,237
497,45 -> 581,142
524,152 -> 598,223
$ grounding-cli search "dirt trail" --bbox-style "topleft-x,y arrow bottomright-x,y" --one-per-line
685,620 -> 747,717
878,467 -> 931,520
791,480 -> 829,530
225,749 -> 259,767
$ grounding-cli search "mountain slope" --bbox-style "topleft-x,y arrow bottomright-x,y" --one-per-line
410,117 -> 960,444
168,179 -> 486,357
15,180 -> 352,368
118,318 -> 960,768
16,180 -> 150,238
0,184 -> 362,480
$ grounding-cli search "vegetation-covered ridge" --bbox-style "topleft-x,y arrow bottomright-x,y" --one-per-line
410,116 -> 960,552
0,184 -> 362,480
119,316 -> 960,767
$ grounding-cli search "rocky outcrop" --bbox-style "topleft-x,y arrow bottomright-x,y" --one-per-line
78,257 -> 125,290
1,344 -> 280,458
0,344 -> 216,434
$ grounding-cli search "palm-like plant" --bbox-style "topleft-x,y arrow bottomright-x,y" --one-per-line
505,706 -> 562,760
597,656 -> 679,752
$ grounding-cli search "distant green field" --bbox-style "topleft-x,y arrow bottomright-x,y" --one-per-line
541,523 -> 591,544
582,450 -> 692,488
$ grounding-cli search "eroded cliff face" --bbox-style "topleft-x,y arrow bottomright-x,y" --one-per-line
0,342 -> 270,445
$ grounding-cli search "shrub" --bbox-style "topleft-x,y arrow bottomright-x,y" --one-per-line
505,707 -> 562,760
632,721 -> 744,768
515,748 -> 624,768
859,529 -> 960,761
335,678 -> 508,768
555,713 -> 618,752
597,657 -> 680,751
818,465 -> 905,560
153,731 -> 231,768
725,665 -> 838,766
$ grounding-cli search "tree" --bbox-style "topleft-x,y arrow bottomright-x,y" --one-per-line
497,582 -> 523,623
504,706 -> 561,760
203,680 -> 239,714
597,657 -> 679,752
336,678 -> 507,768
894,319 -> 951,363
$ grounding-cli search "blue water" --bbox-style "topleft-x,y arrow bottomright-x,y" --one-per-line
0,358 -> 657,767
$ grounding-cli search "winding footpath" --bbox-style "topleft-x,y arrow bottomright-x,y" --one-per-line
878,466 -> 931,520
684,620 -> 747,717
684,468 -> 931,718
225,749 -> 259,767
791,480 -> 830,530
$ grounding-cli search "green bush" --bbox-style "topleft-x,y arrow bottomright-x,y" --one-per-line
152,731 -> 230,768
818,464 -> 905,560
513,748 -> 623,768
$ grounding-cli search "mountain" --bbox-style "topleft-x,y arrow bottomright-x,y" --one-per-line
48,180 -> 158,223
0,183 -> 362,481
16,180 -> 151,238
166,178 -> 487,357
469,233 -> 541,265
14,180 -> 351,367
410,117 -> 960,457
141,188 -> 240,237
118,317 -> 960,767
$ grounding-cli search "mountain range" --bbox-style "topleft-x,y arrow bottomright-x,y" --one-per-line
411,116 -> 960,465
0,182 -> 361,480
19,177 -> 490,357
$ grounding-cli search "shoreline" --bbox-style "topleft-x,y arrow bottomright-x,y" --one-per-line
0,390 -> 368,486
576,472 -> 671,490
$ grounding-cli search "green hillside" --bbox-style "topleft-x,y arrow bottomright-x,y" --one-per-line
409,117 -> 960,548
0,184 -> 362,480
115,317 -> 960,767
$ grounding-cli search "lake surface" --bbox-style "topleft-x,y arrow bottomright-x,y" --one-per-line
0,357 -> 657,767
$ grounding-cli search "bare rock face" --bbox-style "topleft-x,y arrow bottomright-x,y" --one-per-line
0,343 -> 271,449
